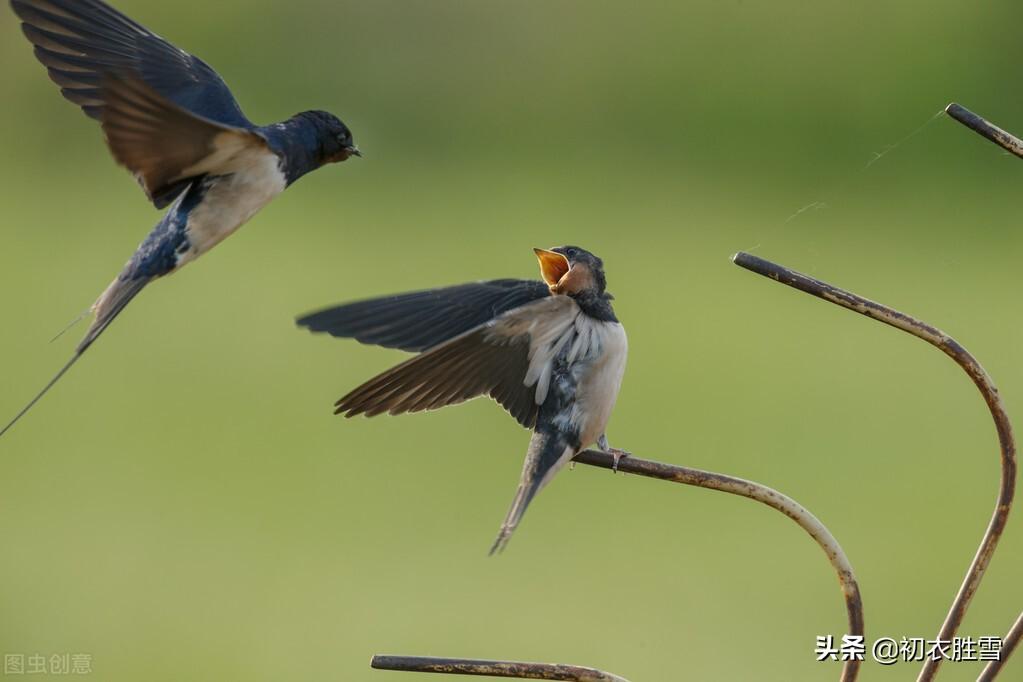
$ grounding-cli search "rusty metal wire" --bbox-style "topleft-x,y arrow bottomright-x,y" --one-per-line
573,449 -> 863,682
371,655 -> 631,681
945,103 -> 1023,159
373,449 -> 864,682
945,101 -> 1023,682
978,612 -> 1023,681
732,252 -> 1018,682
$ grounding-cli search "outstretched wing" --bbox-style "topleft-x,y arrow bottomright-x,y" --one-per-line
11,0 -> 259,206
100,73 -> 268,207
12,0 -> 252,125
333,295 -> 581,429
297,279 -> 551,353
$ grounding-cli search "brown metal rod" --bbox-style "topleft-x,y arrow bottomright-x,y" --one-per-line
945,100 -> 1023,682
732,251 -> 1017,682
373,450 -> 864,682
945,103 -> 1023,159
978,612 -> 1023,681
574,449 -> 863,682
371,655 -> 631,681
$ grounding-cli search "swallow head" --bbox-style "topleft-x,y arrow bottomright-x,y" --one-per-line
534,245 -> 608,297
299,110 -> 360,164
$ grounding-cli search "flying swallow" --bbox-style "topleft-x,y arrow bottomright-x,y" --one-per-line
2,0 -> 360,437
298,247 -> 628,553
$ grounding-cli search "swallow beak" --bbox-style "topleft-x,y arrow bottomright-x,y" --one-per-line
329,146 -> 361,164
534,248 -> 570,291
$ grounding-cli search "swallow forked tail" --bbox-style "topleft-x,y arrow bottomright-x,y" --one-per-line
489,431 -> 576,555
0,276 -> 149,439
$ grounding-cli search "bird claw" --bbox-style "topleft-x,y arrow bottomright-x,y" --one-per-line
608,447 -> 631,473
596,435 -> 630,473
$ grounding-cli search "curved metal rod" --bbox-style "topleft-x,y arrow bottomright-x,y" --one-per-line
371,655 -> 632,681
373,449 -> 864,682
978,612 -> 1023,681
945,101 -> 1023,681
732,252 -> 1017,682
945,103 -> 1023,159
574,449 -> 863,682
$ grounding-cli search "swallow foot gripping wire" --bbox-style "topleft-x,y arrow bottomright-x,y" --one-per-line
373,449 -> 865,682
732,252 -> 1018,682
943,102 -> 1023,682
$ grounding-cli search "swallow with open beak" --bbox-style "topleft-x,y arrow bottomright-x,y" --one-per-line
298,246 -> 628,553
1,0 -> 361,437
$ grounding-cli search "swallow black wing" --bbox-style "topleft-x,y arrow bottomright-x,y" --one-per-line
11,0 -> 252,126
297,279 -> 551,353
332,295 -> 581,429
100,73 -> 268,206
11,0 -> 261,207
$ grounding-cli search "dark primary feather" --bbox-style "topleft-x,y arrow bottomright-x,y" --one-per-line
333,324 -> 539,429
297,279 -> 550,353
11,0 -> 255,206
11,0 -> 251,126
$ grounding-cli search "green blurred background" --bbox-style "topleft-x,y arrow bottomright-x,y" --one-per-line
2,1 -> 1022,679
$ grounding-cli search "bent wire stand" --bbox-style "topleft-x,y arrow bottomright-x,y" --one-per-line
374,450 -> 865,682
944,101 -> 1023,682
574,448 -> 865,676
733,252 -> 1018,682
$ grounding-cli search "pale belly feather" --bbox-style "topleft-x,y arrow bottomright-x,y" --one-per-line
573,321 -> 628,446
177,152 -> 286,265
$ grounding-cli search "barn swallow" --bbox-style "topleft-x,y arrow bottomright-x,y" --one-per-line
297,247 -> 628,553
1,0 -> 360,437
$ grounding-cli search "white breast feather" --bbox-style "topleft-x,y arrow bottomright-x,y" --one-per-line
178,149 -> 286,265
486,297 -> 627,441
572,321 -> 628,446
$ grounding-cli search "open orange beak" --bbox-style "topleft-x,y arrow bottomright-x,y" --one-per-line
534,248 -> 571,291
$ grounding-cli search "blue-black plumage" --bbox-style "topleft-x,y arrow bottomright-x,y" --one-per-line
1,0 -> 361,438
298,247 -> 629,553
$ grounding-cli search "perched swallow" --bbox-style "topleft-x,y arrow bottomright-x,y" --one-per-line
298,247 -> 628,553
1,0 -> 360,436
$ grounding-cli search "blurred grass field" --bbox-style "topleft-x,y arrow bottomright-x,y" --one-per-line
2,1 -> 1023,680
